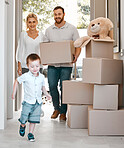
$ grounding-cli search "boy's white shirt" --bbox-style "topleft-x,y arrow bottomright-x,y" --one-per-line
17,71 -> 45,104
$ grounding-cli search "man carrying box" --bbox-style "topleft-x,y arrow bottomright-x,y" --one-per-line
45,6 -> 81,121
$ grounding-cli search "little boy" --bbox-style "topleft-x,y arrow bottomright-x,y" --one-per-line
12,53 -> 51,142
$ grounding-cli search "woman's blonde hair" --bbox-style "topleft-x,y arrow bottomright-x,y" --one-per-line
26,13 -> 38,29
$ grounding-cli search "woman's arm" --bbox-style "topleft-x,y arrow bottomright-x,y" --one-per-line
16,32 -> 24,75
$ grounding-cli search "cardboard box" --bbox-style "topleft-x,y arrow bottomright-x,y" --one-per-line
118,84 -> 123,107
88,106 -> 124,135
93,85 -> 118,110
113,53 -> 123,106
67,105 -> 88,129
82,58 -> 123,84
40,40 -> 75,64
86,39 -> 114,59
62,80 -> 93,104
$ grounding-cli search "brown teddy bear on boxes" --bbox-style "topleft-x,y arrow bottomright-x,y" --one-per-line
74,17 -> 113,48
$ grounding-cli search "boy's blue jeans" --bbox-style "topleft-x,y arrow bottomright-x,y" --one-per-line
48,66 -> 72,114
18,101 -> 42,124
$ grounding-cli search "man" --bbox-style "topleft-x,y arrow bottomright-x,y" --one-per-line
45,6 -> 81,121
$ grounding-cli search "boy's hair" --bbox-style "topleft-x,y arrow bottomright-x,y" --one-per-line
26,54 -> 41,65
53,6 -> 64,14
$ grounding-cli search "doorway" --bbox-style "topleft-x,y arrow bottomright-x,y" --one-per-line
22,0 -> 90,75
15,0 -> 90,111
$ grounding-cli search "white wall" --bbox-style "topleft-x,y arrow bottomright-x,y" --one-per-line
15,0 -> 22,111
0,0 -> 14,129
0,0 -> 7,129
121,0 -> 124,49
7,0 -> 14,119
120,0 -> 124,106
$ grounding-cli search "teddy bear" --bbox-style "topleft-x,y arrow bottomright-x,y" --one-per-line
74,17 -> 113,48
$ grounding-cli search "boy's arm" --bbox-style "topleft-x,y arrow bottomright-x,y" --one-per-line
42,86 -> 52,100
12,79 -> 19,100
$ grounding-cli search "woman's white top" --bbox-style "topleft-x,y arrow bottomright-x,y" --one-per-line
16,31 -> 47,68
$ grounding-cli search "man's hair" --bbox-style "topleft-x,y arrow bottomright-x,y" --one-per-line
26,54 -> 41,65
53,6 -> 64,14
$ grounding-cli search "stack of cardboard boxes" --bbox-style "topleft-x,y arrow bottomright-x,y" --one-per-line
40,40 -> 92,129
40,39 -> 124,135
63,39 -> 124,135
63,80 -> 93,129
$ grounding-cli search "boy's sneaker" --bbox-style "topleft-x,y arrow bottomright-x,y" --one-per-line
28,133 -> 35,142
19,125 -> 26,137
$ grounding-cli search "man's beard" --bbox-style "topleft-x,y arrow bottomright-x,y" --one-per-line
55,16 -> 64,24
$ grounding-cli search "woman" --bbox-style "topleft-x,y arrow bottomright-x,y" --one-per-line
16,13 -> 47,117
16,13 -> 47,75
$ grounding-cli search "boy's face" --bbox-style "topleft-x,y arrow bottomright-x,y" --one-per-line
27,59 -> 40,75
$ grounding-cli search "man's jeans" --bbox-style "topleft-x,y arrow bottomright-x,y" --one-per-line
48,66 -> 72,114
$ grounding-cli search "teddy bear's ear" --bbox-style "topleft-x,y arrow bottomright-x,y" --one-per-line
108,29 -> 113,39
107,18 -> 113,31
106,18 -> 114,39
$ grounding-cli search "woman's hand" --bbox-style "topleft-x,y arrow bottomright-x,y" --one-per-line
11,93 -> 15,100
18,61 -> 22,76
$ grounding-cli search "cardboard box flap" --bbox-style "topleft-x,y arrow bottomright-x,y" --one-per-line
81,38 -> 114,48
92,38 -> 115,42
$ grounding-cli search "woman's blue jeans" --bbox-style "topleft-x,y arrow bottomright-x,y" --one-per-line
48,66 -> 72,114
